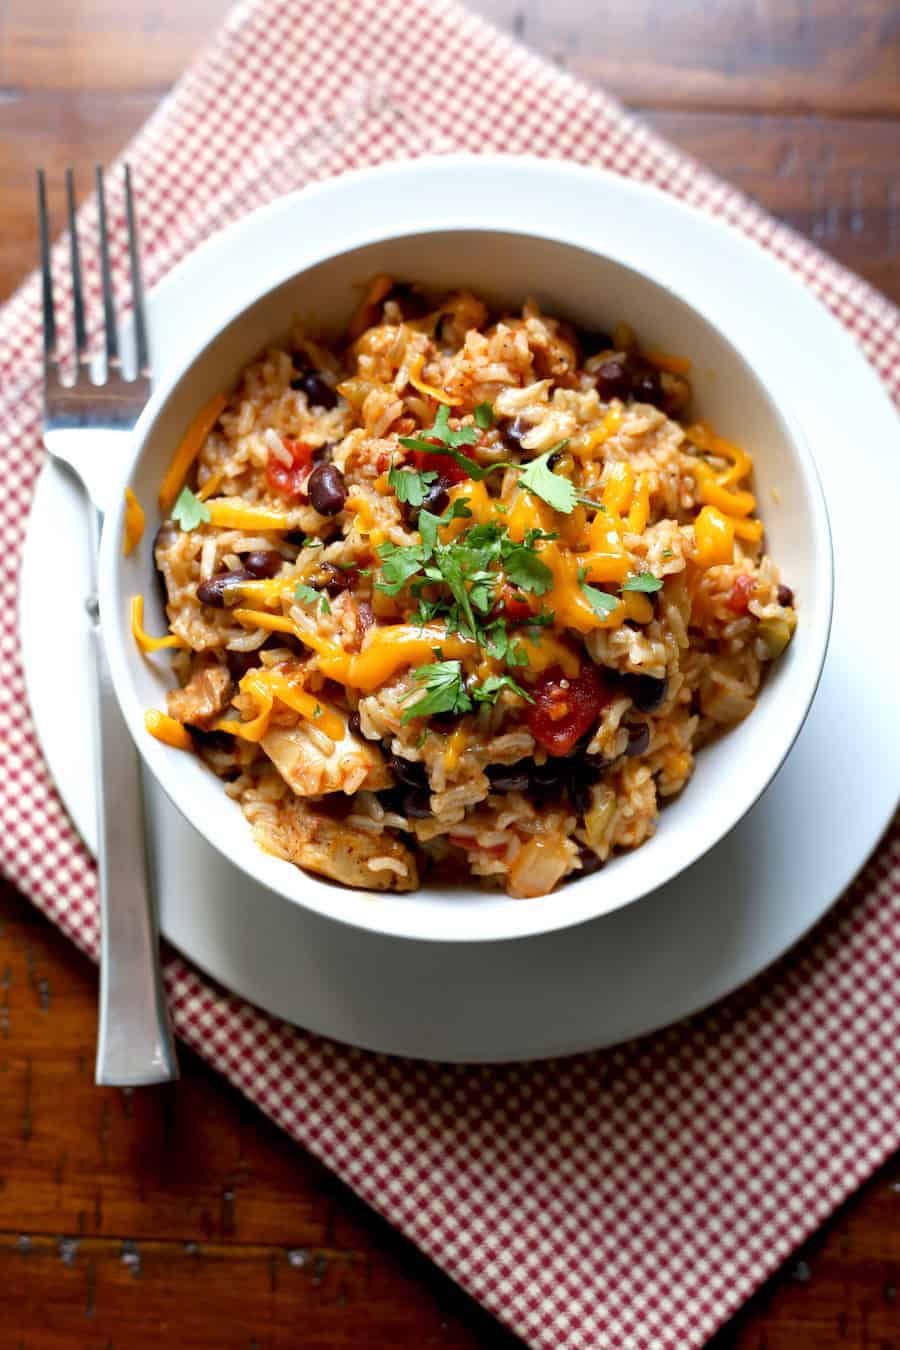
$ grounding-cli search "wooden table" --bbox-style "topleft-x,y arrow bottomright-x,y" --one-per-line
1,3 -> 898,1345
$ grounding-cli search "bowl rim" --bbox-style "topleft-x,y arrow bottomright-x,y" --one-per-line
99,154 -> 834,944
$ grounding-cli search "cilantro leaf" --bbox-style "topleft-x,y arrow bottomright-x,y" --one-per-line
375,541 -> 425,596
401,660 -> 472,723
399,404 -> 508,482
472,673 -> 534,706
518,445 -> 577,514
431,403 -> 479,449
501,539 -> 553,595
172,486 -> 211,532
579,577 -> 618,619
294,582 -> 331,614
621,572 -> 663,593
388,464 -> 437,507
474,401 -> 495,429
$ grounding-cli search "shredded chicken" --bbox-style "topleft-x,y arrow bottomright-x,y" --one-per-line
261,720 -> 391,796
257,799 -> 418,892
167,656 -> 233,730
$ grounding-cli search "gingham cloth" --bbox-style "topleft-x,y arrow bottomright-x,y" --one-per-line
2,2 -> 899,1346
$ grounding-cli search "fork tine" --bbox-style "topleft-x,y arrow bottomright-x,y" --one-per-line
123,165 -> 150,378
95,164 -> 119,370
65,169 -> 89,366
36,169 -> 57,370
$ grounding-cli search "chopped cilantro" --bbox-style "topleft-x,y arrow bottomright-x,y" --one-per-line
401,660 -> 472,723
388,464 -> 437,507
474,401 -> 495,430
399,404 -> 507,482
501,538 -> 553,594
578,568 -> 618,618
294,582 -> 331,614
518,445 -> 577,514
621,572 -> 663,593
661,549 -> 674,560
472,673 -> 534,706
172,486 -> 211,532
375,542 -> 426,596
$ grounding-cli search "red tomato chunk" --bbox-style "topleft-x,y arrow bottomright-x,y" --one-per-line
726,573 -> 755,614
527,664 -> 614,757
413,446 -> 470,486
266,437 -> 314,499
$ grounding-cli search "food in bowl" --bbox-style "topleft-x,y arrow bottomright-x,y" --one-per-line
133,279 -> 797,899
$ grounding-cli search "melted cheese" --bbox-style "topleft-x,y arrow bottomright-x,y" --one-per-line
123,487 -> 145,556
144,709 -> 192,750
159,392 -> 226,513
215,669 -> 344,743
205,500 -> 293,532
130,595 -> 187,653
407,352 -> 458,406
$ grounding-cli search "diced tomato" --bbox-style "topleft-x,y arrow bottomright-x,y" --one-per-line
495,585 -> 533,623
726,573 -> 755,614
413,445 -> 470,486
526,664 -> 614,757
266,437 -> 314,499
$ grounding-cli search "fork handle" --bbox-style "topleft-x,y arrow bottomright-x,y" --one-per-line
89,582 -> 179,1086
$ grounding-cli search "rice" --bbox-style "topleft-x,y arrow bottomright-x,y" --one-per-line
143,282 -> 797,899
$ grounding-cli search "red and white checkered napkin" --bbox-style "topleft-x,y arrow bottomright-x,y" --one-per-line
2,2 -> 899,1345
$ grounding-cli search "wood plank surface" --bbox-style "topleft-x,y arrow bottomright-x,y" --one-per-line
1,1 -> 899,1346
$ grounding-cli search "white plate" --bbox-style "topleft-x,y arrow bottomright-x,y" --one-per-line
21,156 -> 900,1061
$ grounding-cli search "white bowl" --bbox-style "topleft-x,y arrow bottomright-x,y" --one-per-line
100,156 -> 833,944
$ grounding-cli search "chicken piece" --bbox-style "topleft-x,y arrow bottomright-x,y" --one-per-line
167,656 -> 233,730
258,798 -> 418,892
261,718 -> 391,797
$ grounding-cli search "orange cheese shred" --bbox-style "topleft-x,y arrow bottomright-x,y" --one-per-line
123,487 -> 145,556
407,353 -> 458,406
130,595 -> 187,653
158,392 -> 226,514
144,709 -> 193,750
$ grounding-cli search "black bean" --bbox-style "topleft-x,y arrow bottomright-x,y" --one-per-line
500,416 -> 528,453
290,370 -> 338,410
243,549 -> 283,579
311,562 -> 354,598
531,758 -> 565,788
388,754 -> 428,789
388,282 -> 429,319
486,763 -> 532,792
624,723 -> 650,758
777,583 -> 794,607
631,369 -> 665,409
594,358 -> 632,402
421,477 -> 450,516
348,711 -> 362,737
191,728 -> 236,754
313,441 -> 337,463
308,463 -> 347,516
378,784 -> 431,819
196,568 -> 252,607
400,787 -> 432,819
430,710 -> 461,730
577,328 -> 614,359
226,649 -> 263,681
626,674 -> 668,712
577,844 -> 605,877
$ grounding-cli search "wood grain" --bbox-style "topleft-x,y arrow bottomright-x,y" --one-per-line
2,1 -> 899,1346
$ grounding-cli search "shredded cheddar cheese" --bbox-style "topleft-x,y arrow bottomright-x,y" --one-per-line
215,669 -> 344,743
144,709 -> 192,750
131,595 -> 187,653
443,726 -> 468,774
158,392 -> 226,513
407,352 -> 458,406
196,468 -> 226,502
123,488 -> 145,556
205,500 -> 293,531
645,350 -> 692,376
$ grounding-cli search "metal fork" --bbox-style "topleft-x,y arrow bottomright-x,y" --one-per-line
38,166 -> 178,1086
